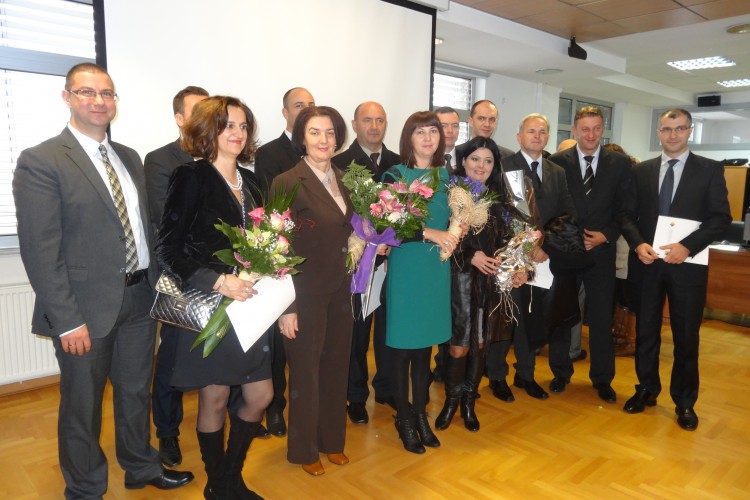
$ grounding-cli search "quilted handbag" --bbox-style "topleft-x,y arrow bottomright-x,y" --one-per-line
150,273 -> 222,332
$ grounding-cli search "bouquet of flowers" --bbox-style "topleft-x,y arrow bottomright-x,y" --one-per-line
191,183 -> 305,357
342,162 -> 439,293
441,175 -> 499,260
490,170 -> 543,319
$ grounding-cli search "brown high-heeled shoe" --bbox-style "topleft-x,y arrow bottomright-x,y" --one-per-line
326,453 -> 349,465
301,460 -> 325,476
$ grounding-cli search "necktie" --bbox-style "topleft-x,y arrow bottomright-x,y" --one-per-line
583,155 -> 594,196
370,152 -> 380,172
658,159 -> 678,216
530,161 -> 542,190
444,154 -> 452,172
99,145 -> 139,272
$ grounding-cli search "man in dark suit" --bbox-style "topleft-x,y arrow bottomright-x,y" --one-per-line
13,63 -> 193,498
144,85 -> 208,467
486,113 -> 577,402
254,87 -> 315,193
455,100 -> 515,162
253,86 -> 315,437
548,106 -> 635,403
435,106 -> 461,174
620,108 -> 731,431
332,101 -> 400,424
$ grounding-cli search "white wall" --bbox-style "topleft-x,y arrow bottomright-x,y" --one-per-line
482,71 -> 562,153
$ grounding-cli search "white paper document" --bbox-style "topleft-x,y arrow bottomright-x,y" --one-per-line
361,264 -> 387,318
226,275 -> 296,352
652,216 -> 708,266
528,259 -> 553,290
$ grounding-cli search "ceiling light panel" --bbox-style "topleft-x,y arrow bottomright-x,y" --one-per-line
717,79 -> 750,88
667,56 -> 736,70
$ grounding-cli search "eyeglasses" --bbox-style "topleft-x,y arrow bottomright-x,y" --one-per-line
68,89 -> 119,101
658,125 -> 692,134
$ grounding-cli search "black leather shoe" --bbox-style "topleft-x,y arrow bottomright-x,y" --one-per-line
255,423 -> 270,439
158,437 -> 182,467
594,383 -> 617,403
375,395 -> 397,410
570,349 -> 587,362
266,408 -> 286,437
347,402 -> 369,424
125,468 -> 194,490
513,374 -> 548,400
623,388 -> 657,414
549,377 -> 569,394
489,379 -> 515,402
675,407 -> 698,431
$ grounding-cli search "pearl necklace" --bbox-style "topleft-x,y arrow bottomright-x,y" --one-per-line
224,169 -> 243,190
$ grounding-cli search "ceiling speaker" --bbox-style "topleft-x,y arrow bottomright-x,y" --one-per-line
697,95 -> 721,107
568,37 -> 587,61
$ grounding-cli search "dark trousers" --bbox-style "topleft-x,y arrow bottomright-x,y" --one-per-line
347,294 -> 392,403
269,323 -> 287,412
53,280 -> 161,500
549,245 -> 616,384
634,260 -> 706,408
283,280 -> 353,464
389,346 -> 432,417
151,323 -> 183,439
486,287 -> 536,381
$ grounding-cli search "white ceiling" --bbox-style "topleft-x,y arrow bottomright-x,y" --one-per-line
435,3 -> 750,107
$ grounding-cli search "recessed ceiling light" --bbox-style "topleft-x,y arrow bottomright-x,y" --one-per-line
535,68 -> 562,75
434,37 -> 444,45
667,56 -> 736,71
717,79 -> 750,88
726,23 -> 750,35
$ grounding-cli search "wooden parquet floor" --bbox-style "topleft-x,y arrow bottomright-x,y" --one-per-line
1,319 -> 749,499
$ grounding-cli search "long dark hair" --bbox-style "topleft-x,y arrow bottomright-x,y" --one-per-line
181,96 -> 258,163
454,136 -> 502,191
398,111 -> 446,168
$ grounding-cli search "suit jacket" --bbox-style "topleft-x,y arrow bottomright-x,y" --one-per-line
271,160 -> 354,307
332,140 -> 401,178
456,141 -> 515,165
254,132 -> 302,195
13,127 -> 158,338
549,146 -> 634,245
620,152 -> 731,281
501,151 -> 577,227
144,139 -> 193,234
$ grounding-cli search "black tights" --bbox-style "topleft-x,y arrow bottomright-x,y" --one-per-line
389,346 -> 432,418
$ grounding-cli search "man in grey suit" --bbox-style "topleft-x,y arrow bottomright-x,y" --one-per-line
144,85 -> 208,467
13,63 -> 193,499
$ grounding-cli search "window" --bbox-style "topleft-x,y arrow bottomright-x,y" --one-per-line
432,72 -> 472,144
557,94 -> 614,150
0,0 -> 95,245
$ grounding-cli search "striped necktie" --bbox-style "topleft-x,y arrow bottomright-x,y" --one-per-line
99,145 -> 139,272
583,155 -> 595,196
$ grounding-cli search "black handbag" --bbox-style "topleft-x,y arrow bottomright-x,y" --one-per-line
150,273 -> 222,332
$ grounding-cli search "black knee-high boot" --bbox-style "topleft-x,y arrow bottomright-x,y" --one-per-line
197,428 -> 226,500
225,415 -> 263,500
461,352 -> 483,432
435,354 -> 467,430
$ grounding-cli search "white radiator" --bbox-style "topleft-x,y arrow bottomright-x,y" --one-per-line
0,283 -> 58,385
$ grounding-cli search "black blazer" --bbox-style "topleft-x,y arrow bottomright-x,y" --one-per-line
144,139 -> 193,234
501,151 -> 577,227
332,140 -> 401,178
157,160 -> 263,293
549,146 -> 634,245
620,152 -> 731,260
254,132 -> 302,195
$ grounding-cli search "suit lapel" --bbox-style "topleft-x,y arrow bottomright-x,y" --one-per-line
671,153 -> 695,209
113,142 -> 151,235
60,129 -> 119,221
298,161 -> 348,217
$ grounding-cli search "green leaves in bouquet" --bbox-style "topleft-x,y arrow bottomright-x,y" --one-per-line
191,295 -> 233,358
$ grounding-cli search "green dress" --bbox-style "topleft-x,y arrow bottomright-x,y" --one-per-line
383,164 -> 451,349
